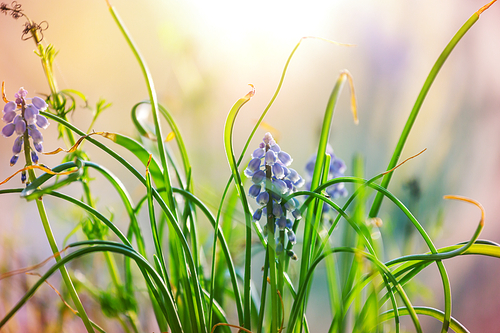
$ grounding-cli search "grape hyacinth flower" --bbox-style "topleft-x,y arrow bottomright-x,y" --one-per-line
2,87 -> 49,174
305,144 -> 348,213
245,132 -> 303,258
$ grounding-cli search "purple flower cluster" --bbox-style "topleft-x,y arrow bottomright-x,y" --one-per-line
2,88 -> 49,167
305,144 -> 348,212
245,132 -> 303,253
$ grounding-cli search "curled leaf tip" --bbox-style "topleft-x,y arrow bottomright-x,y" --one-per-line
0,165 -> 79,186
245,84 -> 256,99
477,0 -> 497,15
443,195 -> 485,227
340,70 -> 358,124
2,81 -> 9,103
42,131 -> 117,155
382,148 -> 427,175
210,323 -> 253,333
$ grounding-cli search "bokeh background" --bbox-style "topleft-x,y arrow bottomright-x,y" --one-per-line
1,0 -> 500,331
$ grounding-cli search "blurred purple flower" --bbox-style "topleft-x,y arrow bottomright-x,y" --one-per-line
305,144 -> 348,212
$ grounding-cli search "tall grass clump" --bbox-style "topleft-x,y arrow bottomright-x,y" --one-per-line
0,1 -> 499,332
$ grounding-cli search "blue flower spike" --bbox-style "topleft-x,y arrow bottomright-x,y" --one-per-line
245,132 -> 304,253
305,144 -> 348,213
2,87 -> 50,174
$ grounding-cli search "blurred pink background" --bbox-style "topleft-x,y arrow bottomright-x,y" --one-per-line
1,0 -> 500,331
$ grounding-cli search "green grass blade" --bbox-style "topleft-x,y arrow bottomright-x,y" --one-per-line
300,71 -> 352,290
369,6 -> 489,218
106,3 -> 175,213
223,85 -> 256,329
289,247 -> 421,333
172,187 -> 244,327
39,111 -> 207,331
0,241 -> 183,332
380,306 -> 470,333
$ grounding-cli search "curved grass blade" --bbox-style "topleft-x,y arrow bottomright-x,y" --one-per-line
39,111 -> 207,331
296,176 -> 452,331
380,306 -> 470,333
288,247 -> 421,333
172,187 -> 244,326
298,71 -> 356,330
131,101 -> 193,191
369,1 -> 497,219
0,241 -> 183,332
105,2 -> 175,213
223,85 -> 255,329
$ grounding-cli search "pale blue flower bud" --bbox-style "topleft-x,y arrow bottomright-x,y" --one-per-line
14,117 -> 26,135
248,184 -> 261,198
277,216 -> 286,229
253,208 -> 263,222
292,209 -> 302,220
263,132 -> 273,145
3,111 -> 16,123
256,192 -> 269,205
284,179 -> 294,192
285,219 -> 293,229
252,147 -> 265,159
15,88 -> 27,103
270,143 -> 280,153
12,136 -> 23,154
272,163 -> 284,179
9,155 -> 18,166
278,151 -> 292,166
3,101 -> 16,113
245,158 -> 261,177
273,179 -> 287,194
30,127 -> 43,144
293,176 -> 305,188
288,230 -> 297,245
34,142 -> 43,153
24,105 -> 38,125
271,192 -> 282,204
252,170 -> 265,184
265,150 -> 276,165
282,165 -> 290,177
331,158 -> 346,174
31,151 -> 38,164
2,123 -> 15,137
36,115 -> 49,129
288,168 -> 300,183
284,198 -> 295,212
305,145 -> 348,204
32,97 -> 48,110
272,203 -> 283,217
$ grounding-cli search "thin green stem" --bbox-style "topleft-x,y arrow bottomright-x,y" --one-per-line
369,11 -> 482,218
33,199 -> 95,333
18,95 -> 94,332
266,163 -> 278,333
